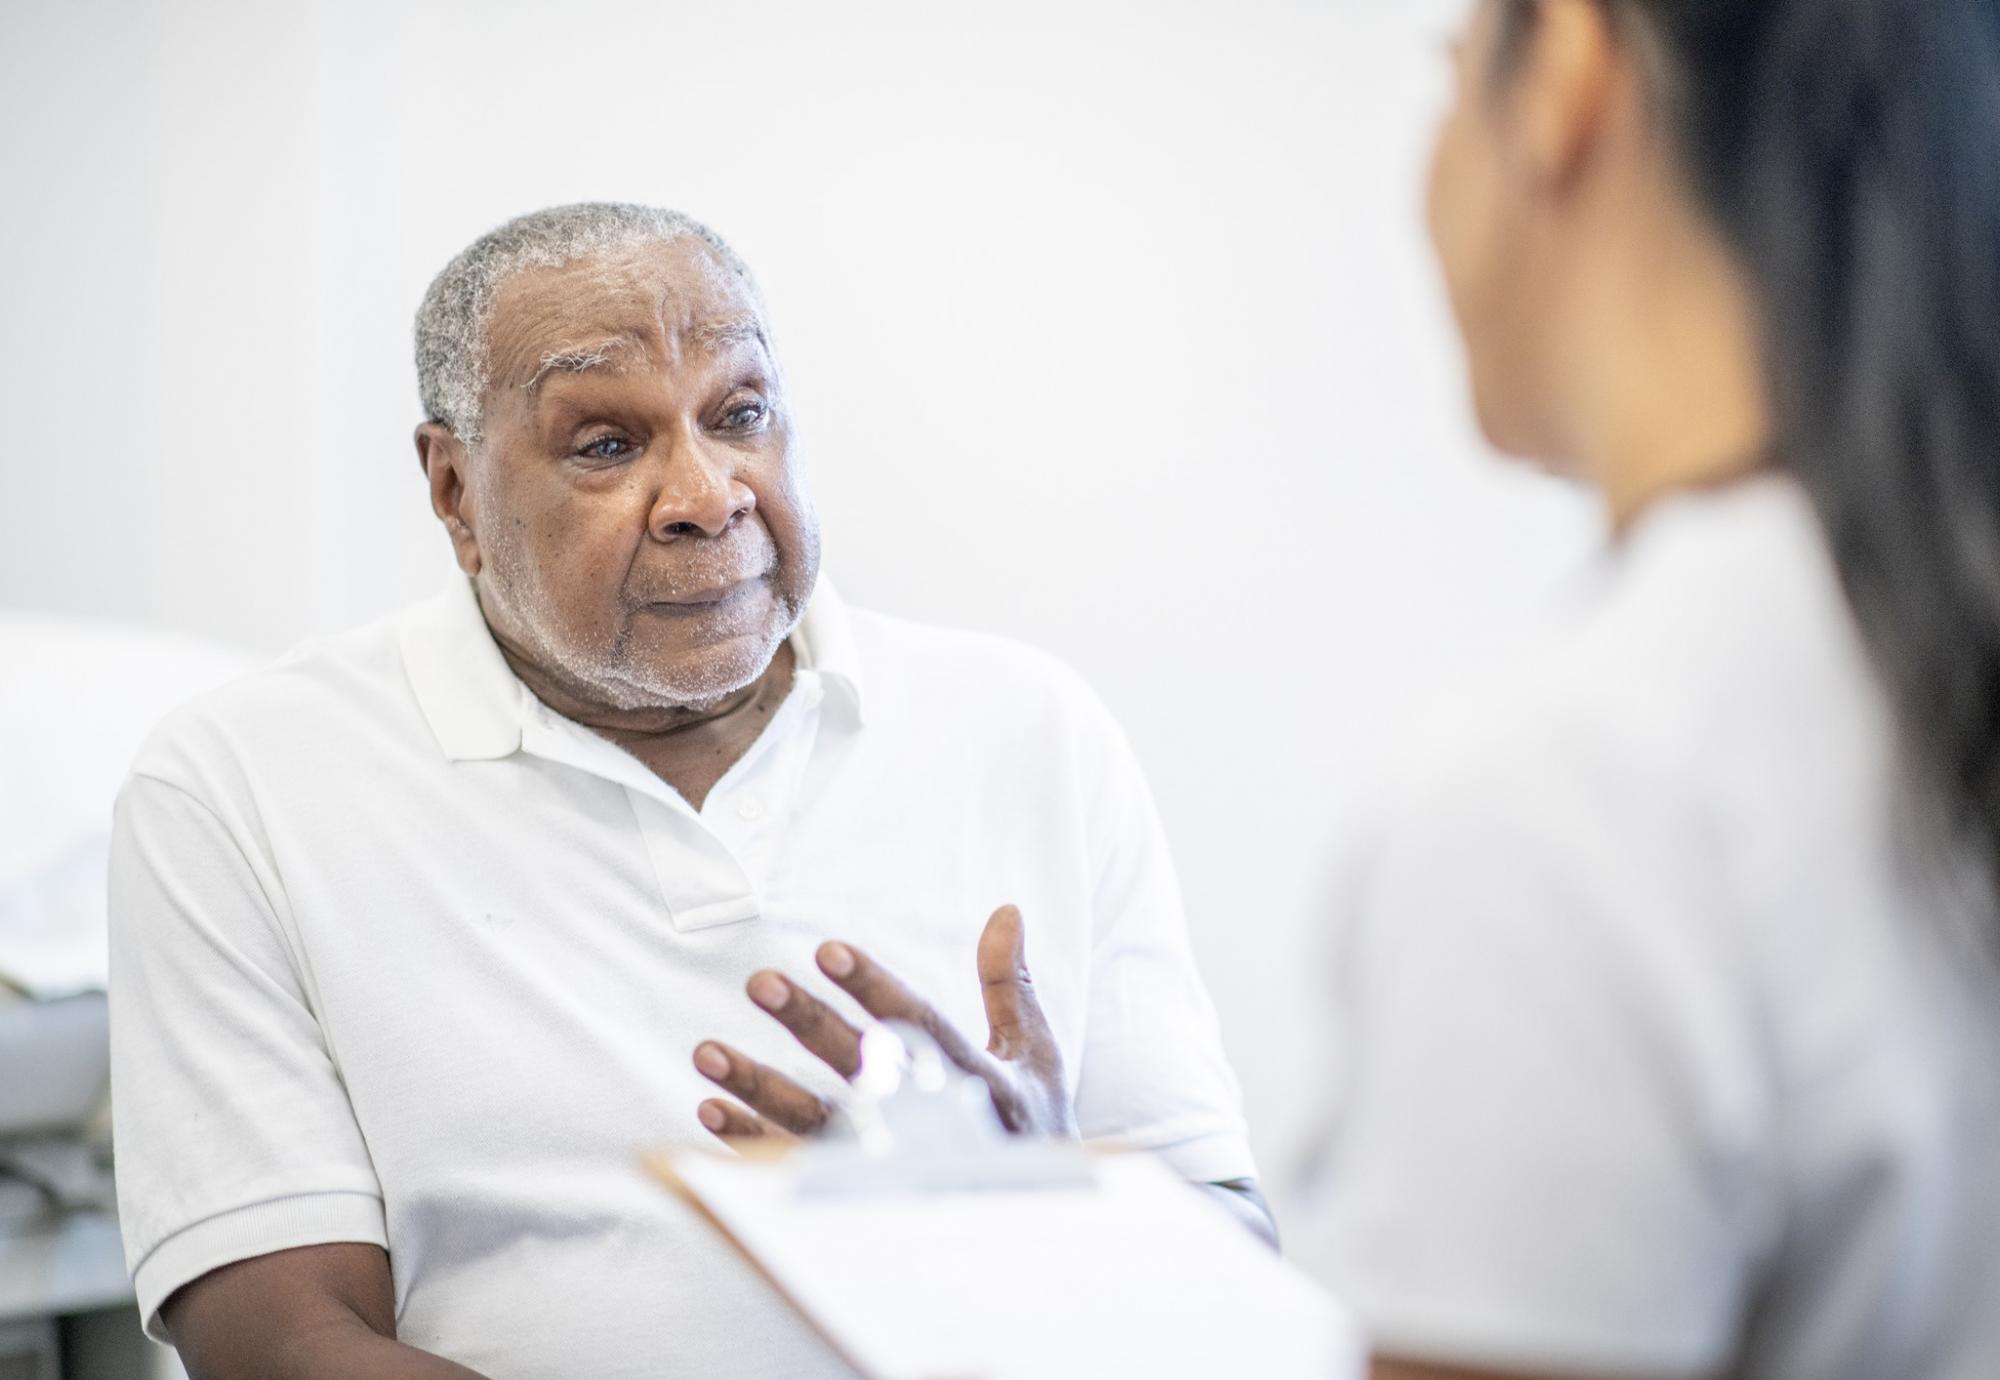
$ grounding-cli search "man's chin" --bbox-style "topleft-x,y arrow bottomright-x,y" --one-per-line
608,626 -> 788,712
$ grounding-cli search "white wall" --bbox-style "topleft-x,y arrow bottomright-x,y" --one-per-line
0,0 -> 1596,1239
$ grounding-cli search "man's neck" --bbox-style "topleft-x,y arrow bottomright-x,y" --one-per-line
498,638 -> 799,813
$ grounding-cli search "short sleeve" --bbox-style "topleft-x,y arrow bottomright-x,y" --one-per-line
1317,724 -> 1778,1377
110,772 -> 385,1340
1069,711 -> 1256,1185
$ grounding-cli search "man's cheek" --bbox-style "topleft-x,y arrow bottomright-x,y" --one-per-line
758,479 -> 822,588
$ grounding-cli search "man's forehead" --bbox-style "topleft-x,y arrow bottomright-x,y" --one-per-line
488,242 -> 766,384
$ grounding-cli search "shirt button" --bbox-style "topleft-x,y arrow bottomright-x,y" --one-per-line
736,798 -> 765,821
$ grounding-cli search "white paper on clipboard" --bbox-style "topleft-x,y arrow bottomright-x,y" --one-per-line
648,1146 -> 1363,1380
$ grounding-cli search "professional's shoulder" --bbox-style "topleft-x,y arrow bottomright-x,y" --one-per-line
1572,477 -> 1867,720
1369,476 -> 1891,947
1423,478 -> 1876,793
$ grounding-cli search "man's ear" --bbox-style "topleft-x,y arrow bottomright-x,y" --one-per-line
1506,0 -> 1618,192
415,422 -> 483,577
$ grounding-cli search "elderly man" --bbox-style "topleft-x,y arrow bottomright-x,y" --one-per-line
108,203 -> 1265,1379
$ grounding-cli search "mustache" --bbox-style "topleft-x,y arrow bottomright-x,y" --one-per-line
622,523 -> 779,604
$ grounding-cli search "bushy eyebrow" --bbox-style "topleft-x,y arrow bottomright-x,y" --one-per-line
520,315 -> 767,398
521,336 -> 641,395
687,315 -> 767,351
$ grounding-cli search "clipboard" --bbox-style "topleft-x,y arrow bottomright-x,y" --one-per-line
645,1025 -> 1361,1380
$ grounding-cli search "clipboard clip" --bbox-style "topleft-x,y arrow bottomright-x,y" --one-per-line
796,1021 -> 1094,1197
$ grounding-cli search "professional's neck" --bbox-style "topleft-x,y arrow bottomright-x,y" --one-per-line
1559,208 -> 1773,534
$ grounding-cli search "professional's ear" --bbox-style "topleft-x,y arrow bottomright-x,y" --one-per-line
415,422 -> 483,577
1505,0 -> 1618,192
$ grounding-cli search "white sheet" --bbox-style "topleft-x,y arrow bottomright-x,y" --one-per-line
1,613 -> 250,995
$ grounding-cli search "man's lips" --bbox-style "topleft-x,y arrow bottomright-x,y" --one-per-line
637,574 -> 767,609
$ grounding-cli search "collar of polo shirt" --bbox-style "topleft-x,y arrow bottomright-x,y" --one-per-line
397,574 -> 868,765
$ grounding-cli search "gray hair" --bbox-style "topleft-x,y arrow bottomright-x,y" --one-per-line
413,202 -> 760,445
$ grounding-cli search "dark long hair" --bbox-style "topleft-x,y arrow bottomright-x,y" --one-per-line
1501,0 -> 2000,936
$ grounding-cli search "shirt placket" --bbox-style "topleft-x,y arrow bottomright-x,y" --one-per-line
514,677 -> 825,934
698,674 -> 826,893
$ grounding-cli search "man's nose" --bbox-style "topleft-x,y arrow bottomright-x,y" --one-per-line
646,434 -> 755,541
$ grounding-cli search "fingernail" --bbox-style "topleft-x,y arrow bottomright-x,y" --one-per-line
748,973 -> 790,1011
698,1103 -> 726,1132
694,1043 -> 730,1079
820,943 -> 856,978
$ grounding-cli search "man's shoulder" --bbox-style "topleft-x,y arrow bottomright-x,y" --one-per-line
126,611 -> 415,797
842,604 -> 1116,732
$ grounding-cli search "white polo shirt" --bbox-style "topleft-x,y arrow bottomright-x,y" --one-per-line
109,577 -> 1253,1379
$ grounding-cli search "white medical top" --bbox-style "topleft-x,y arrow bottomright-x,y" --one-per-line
109,577 -> 1252,1378
1317,477 -> 2000,1379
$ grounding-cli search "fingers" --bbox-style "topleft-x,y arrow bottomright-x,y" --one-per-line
695,1096 -> 797,1147
975,905 -> 1054,1059
692,1041 -> 834,1136
745,970 -> 865,1079
815,939 -> 992,1080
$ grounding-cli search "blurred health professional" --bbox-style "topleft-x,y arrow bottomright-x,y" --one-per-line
1312,2 -> 2000,1379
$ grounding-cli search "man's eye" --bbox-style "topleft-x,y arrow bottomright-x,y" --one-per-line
721,402 -> 768,431
577,436 -> 635,462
